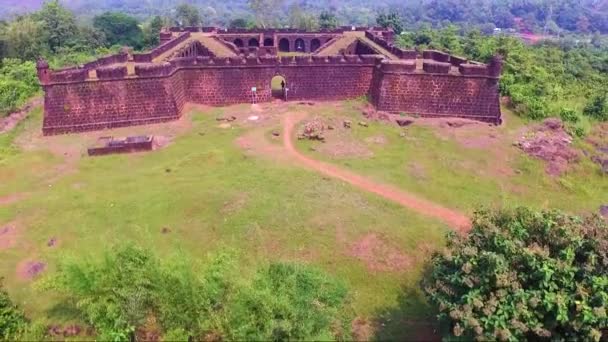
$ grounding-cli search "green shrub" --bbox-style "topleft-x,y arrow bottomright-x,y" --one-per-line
423,208 -> 608,341
559,108 -> 580,123
0,59 -> 39,117
583,94 -> 608,121
47,245 -> 351,341
225,263 -> 351,341
0,278 -> 28,340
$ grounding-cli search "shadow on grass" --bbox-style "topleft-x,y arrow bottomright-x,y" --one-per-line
46,299 -> 83,322
372,286 -> 443,341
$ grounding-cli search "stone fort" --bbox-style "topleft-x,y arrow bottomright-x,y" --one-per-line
36,26 -> 503,135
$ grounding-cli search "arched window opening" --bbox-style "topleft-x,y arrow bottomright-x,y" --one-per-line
278,38 -> 290,52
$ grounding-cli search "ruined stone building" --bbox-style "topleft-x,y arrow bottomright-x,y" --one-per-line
36,27 -> 502,135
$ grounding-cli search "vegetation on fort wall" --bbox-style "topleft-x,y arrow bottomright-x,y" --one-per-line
423,208 -> 608,341
37,245 -> 352,341
0,59 -> 38,117
396,25 -> 608,128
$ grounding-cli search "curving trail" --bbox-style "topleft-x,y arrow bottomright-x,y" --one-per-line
282,112 -> 472,232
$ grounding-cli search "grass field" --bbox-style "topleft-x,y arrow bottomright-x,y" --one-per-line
295,100 -> 607,215
1,99 -> 605,340
0,103 -> 448,339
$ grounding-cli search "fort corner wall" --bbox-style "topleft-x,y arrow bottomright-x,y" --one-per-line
371,59 -> 502,124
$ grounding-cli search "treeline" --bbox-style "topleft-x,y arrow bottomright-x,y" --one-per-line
2,0 -> 608,34
0,0 -> 174,116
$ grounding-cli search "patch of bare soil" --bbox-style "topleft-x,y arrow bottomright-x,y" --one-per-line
0,98 -> 42,134
16,258 -> 46,281
318,140 -> 374,159
415,117 -> 515,177
586,122 -> 608,174
422,118 -> 501,149
516,118 -> 579,176
408,162 -> 428,181
0,193 -> 28,206
0,223 -> 19,250
600,205 -> 608,219
221,192 -> 249,215
349,233 -> 412,272
135,315 -> 162,342
352,317 -> 375,341
298,116 -> 374,158
364,135 -> 388,145
48,324 -> 85,339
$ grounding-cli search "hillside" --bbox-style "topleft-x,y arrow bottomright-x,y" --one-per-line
1,0 -> 607,34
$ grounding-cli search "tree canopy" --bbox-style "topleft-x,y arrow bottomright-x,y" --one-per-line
174,3 -> 201,27
93,12 -> 144,49
423,208 -> 608,341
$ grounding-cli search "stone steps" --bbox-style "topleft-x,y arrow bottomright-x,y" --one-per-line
315,36 -> 358,56
195,35 -> 238,57
315,31 -> 398,59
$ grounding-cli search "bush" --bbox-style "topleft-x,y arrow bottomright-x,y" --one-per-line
559,107 -> 580,123
583,94 -> 608,121
47,245 -> 352,341
0,278 -> 28,340
0,59 -> 39,116
423,208 -> 608,341
225,263 -> 351,341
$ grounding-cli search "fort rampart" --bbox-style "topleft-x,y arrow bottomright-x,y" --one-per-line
37,28 -> 502,135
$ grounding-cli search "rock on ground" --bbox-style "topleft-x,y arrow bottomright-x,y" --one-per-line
515,118 -> 579,176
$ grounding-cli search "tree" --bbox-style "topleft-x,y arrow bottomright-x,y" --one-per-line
248,0 -> 284,28
319,11 -> 339,30
376,11 -> 403,34
143,16 -> 164,47
34,0 -> 78,53
583,93 -> 608,121
423,208 -> 608,341
1,16 -> 47,60
288,3 -> 318,31
229,18 -> 254,29
93,12 -> 144,49
174,4 -> 201,27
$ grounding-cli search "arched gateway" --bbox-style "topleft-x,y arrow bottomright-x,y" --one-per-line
35,27 -> 503,135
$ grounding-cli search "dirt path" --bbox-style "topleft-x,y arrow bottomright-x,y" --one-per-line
283,112 -> 472,232
0,98 -> 42,134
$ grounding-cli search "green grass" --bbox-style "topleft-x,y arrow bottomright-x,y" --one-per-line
0,105 -> 447,339
295,101 -> 607,215
3,100 -> 605,339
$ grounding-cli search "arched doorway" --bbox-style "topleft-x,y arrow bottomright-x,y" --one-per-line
310,39 -> 321,52
233,38 -> 244,48
295,38 -> 305,52
248,38 -> 259,47
271,75 -> 287,100
263,38 -> 274,46
278,38 -> 290,52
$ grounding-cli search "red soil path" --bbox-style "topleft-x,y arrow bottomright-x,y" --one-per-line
283,113 -> 472,232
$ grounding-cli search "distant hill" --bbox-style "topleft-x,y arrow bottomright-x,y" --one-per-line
1,0 -> 606,34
